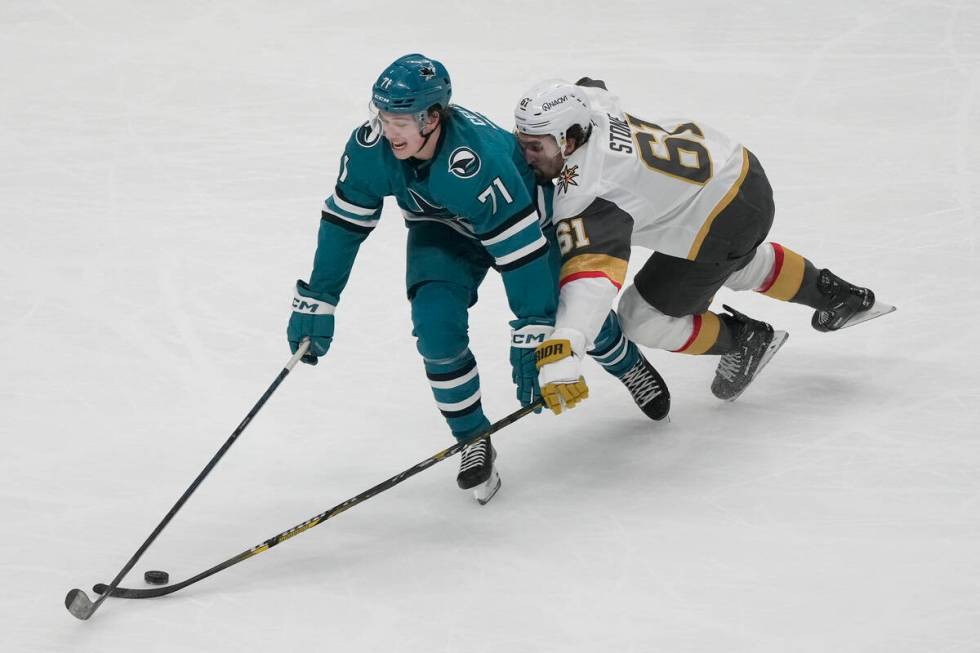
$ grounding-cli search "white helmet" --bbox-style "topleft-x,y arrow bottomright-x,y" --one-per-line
514,79 -> 592,155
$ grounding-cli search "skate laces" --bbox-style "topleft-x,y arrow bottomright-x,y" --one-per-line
716,352 -> 743,382
459,439 -> 489,473
620,361 -> 663,406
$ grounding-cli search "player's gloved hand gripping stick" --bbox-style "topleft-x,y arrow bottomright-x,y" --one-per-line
510,319 -> 554,411
288,280 -> 336,365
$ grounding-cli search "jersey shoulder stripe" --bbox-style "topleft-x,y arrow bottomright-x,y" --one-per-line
560,254 -> 628,289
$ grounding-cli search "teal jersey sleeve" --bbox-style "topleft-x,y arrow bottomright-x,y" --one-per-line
322,122 -> 387,233
308,123 -> 389,302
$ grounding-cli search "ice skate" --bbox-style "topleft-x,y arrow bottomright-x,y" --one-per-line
618,353 -> 671,420
457,437 -> 500,504
711,305 -> 788,402
811,268 -> 894,331
472,466 -> 501,505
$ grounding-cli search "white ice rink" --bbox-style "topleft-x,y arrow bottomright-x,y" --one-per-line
3,1 -> 979,651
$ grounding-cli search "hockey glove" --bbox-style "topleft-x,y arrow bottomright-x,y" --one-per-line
535,328 -> 589,415
510,319 -> 554,410
287,280 -> 336,365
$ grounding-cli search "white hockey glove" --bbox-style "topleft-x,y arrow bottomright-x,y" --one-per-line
534,328 -> 589,415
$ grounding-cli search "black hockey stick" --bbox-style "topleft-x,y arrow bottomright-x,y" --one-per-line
65,340 -> 312,621
90,399 -> 544,602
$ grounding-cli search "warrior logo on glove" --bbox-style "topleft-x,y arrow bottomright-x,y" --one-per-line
533,331 -> 590,415
535,341 -> 569,365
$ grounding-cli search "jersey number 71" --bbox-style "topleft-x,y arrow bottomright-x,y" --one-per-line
477,177 -> 513,214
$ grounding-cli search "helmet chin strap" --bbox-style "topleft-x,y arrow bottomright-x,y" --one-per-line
410,113 -> 438,157
415,128 -> 436,156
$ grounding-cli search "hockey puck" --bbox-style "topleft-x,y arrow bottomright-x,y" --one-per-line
144,570 -> 170,585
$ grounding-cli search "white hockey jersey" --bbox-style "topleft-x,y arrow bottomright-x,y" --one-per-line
549,86 -> 750,349
554,86 -> 748,260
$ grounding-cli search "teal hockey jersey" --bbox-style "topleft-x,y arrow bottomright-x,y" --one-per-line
306,105 -> 556,323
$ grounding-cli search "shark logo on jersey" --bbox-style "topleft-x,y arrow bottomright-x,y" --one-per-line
448,147 -> 481,179
355,121 -> 382,148
406,188 -> 452,218
556,164 -> 580,194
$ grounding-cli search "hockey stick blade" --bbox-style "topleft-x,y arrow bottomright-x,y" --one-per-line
92,583 -> 116,597
93,579 -> 178,598
65,589 -> 96,620
91,400 -> 543,600
64,341 -> 311,621
90,558 -> 232,599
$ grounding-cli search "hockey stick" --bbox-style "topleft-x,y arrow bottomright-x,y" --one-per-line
65,340 -> 312,621
89,399 -> 544,602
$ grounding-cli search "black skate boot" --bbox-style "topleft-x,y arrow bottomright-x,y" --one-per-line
811,269 -> 881,332
711,305 -> 789,402
457,437 -> 500,504
618,353 -> 671,420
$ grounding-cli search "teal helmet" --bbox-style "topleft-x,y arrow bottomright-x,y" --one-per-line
371,53 -> 452,123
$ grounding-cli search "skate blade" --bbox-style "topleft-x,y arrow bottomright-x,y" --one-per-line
727,330 -> 789,403
473,467 -> 501,505
838,301 -> 896,329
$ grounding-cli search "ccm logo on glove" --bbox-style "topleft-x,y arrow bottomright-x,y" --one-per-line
292,297 -> 335,315
511,326 -> 551,348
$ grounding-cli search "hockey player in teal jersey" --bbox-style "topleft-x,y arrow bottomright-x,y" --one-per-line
287,55 -> 668,503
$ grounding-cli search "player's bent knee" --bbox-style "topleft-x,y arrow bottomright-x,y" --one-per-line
724,243 -> 774,291
411,282 -> 471,361
618,285 -> 693,351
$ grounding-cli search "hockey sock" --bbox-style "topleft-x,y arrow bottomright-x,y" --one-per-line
424,349 -> 489,441
671,311 -> 740,355
755,243 -> 821,304
589,312 -> 642,378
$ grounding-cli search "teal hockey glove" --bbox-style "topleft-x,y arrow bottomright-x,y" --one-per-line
510,319 -> 554,409
287,280 -> 336,365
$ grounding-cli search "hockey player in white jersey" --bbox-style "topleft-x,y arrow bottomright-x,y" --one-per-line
514,78 -> 893,412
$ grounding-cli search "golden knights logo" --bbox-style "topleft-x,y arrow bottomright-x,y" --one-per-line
556,164 -> 579,194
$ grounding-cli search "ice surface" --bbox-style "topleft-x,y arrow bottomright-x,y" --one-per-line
2,1 -> 978,651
